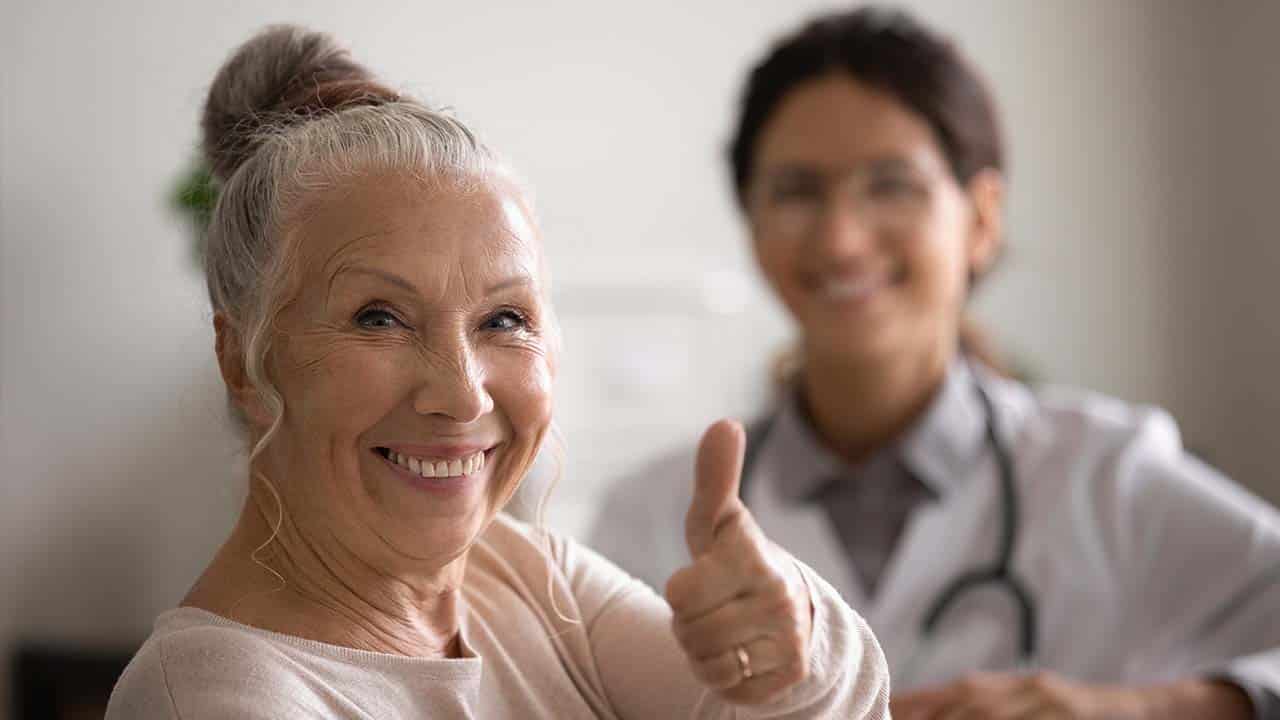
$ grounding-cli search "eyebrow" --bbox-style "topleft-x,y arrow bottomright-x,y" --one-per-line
332,266 -> 419,295
765,155 -> 918,179
330,266 -> 535,296
487,275 -> 535,293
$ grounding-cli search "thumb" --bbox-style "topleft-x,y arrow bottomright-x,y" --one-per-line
685,419 -> 747,557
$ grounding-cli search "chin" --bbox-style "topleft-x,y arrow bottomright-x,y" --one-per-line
809,324 -> 904,364
376,507 -> 497,566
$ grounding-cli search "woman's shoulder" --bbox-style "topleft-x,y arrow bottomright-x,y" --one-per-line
1002,374 -> 1274,515
106,609 -> 312,718
986,370 -> 1185,460
476,514 -> 660,620
478,513 -> 628,588
128,608 -> 290,675
109,607 -> 459,718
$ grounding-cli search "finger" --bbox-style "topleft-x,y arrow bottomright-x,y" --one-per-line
705,508 -> 776,587
938,706 -> 981,720
720,662 -> 809,706
938,696 -> 1017,720
892,674 -> 1017,720
939,699 -> 1048,720
1002,688 -> 1054,720
665,552 -> 751,621
673,582 -> 800,659
892,686 -> 964,720
688,636 -> 792,691
891,698 -> 950,720
933,674 -> 1039,720
938,701 -> 1012,720
685,419 -> 746,558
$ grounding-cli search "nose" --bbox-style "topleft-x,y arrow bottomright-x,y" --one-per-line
411,340 -> 494,424
808,192 -> 876,262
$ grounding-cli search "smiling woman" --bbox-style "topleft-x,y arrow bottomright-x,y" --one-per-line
103,24 -> 890,719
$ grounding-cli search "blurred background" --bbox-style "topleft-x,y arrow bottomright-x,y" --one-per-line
2,0 -> 1279,716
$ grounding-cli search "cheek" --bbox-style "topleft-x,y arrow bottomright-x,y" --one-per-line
492,351 -> 555,437
753,238 -> 799,294
521,359 -> 556,431
902,212 -> 972,305
278,337 -> 410,436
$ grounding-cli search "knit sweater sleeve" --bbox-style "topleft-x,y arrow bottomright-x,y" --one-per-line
550,530 -> 891,719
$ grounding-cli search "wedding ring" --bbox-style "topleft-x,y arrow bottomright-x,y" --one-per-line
735,645 -> 754,680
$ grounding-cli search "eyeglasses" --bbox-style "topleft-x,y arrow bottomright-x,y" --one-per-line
747,161 -> 936,240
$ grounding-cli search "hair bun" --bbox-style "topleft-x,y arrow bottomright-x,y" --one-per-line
201,24 -> 400,182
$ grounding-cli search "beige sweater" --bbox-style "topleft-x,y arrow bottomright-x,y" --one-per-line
107,514 -> 889,719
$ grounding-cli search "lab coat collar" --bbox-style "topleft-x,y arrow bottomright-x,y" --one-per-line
898,359 -> 989,496
770,359 -> 988,502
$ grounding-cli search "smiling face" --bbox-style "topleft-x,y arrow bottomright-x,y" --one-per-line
248,171 -> 555,572
747,73 -> 1000,368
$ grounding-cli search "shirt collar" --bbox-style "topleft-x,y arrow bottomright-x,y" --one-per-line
766,385 -> 851,503
764,360 -> 988,502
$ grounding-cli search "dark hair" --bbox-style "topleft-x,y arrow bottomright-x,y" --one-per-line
728,6 -> 1004,208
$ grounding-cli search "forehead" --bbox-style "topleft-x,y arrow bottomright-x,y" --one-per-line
754,73 -> 945,172
293,172 -> 541,286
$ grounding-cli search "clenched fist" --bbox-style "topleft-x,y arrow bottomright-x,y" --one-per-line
665,419 -> 815,705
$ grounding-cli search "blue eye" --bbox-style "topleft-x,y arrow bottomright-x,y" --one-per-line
482,309 -> 528,332
355,307 -> 402,329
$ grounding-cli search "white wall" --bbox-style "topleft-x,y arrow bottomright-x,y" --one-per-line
3,1 -> 1277,713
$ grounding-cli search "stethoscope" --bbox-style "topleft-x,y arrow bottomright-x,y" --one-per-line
738,366 -> 1038,680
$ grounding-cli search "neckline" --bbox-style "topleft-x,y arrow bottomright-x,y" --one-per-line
159,606 -> 482,672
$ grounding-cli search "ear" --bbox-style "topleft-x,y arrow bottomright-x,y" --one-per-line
965,168 -> 1005,278
214,312 -> 273,428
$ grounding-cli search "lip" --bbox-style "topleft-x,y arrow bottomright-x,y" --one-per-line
378,442 -> 494,460
372,443 -> 499,495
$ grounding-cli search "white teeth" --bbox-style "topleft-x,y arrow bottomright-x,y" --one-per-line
820,274 -> 886,301
386,449 -> 487,478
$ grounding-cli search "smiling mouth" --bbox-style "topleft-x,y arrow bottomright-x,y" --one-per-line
374,447 -> 487,479
812,269 -> 900,302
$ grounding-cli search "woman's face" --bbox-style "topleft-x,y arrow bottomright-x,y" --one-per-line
747,73 -> 1000,367
254,172 -> 555,572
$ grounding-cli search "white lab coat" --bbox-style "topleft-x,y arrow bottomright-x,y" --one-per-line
588,372 -> 1280,701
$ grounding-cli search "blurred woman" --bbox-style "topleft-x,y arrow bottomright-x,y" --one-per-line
105,25 -> 890,719
590,7 -> 1280,719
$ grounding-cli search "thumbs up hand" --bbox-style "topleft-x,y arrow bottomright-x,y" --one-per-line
665,419 -> 815,705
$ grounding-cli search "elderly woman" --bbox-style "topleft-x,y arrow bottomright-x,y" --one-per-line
105,25 -> 889,719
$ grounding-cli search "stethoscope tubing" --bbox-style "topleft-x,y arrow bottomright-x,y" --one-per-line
739,363 -> 1280,686
738,364 -> 1038,679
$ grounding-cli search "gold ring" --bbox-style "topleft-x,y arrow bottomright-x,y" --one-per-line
735,645 -> 754,680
